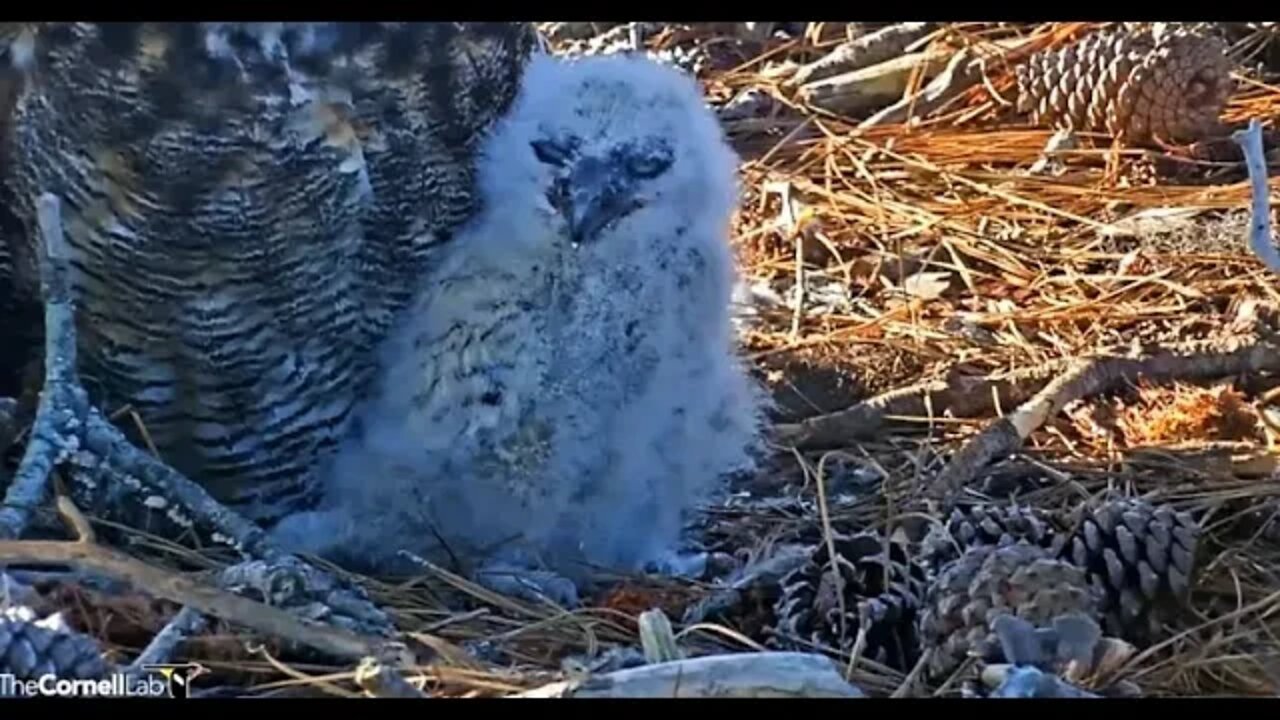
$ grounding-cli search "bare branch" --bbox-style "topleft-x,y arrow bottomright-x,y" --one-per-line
1232,118 -> 1280,274
774,363 -> 1067,449
930,341 -> 1280,507
125,606 -> 208,675
788,22 -> 937,87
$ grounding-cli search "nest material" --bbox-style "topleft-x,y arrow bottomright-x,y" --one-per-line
962,613 -> 1143,698
917,541 -> 1101,681
0,606 -> 111,684
1064,497 -> 1201,644
1014,24 -> 1234,145
772,531 -> 927,671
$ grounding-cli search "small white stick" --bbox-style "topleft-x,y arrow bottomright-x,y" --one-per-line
1232,118 -> 1280,274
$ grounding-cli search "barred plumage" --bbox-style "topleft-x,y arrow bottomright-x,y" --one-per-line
1014,24 -> 1233,145
0,227 -> 17,397
0,52 -> 27,399
0,23 -> 537,523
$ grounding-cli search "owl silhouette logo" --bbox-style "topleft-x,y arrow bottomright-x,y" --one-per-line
141,663 -> 209,698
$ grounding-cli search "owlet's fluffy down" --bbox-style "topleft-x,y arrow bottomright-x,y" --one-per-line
271,51 -> 767,594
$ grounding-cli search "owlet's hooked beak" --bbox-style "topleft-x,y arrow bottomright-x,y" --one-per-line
562,155 -> 644,245
533,137 -> 674,245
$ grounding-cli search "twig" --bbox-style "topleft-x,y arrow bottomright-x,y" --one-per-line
125,606 -> 208,675
75,411 -> 277,557
857,36 -> 1036,129
891,648 -> 932,698
0,538 -> 401,663
1232,118 -> 1280,274
0,194 -> 83,539
774,362 -> 1067,448
787,22 -> 937,87
513,652 -> 867,698
49,493 -> 93,544
930,341 -> 1280,507
798,49 -> 951,116
857,47 -> 981,128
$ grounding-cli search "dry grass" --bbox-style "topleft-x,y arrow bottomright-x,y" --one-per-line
10,21 -> 1280,698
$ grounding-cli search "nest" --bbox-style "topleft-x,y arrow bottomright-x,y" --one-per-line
2,21 -> 1280,699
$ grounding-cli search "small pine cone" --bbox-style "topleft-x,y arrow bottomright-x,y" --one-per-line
918,541 -> 1101,681
920,503 -> 1059,573
1064,497 -> 1201,644
1014,24 -> 1233,145
773,531 -> 927,671
0,606 -> 111,682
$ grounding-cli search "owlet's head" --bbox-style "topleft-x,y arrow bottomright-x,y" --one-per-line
476,52 -> 739,251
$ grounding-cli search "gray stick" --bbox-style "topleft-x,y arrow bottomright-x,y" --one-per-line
125,606 -> 209,675
1232,118 -> 1280,273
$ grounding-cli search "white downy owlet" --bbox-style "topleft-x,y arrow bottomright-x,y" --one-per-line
271,51 -> 766,604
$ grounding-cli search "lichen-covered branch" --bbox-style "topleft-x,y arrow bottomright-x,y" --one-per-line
0,193 -> 85,539
0,539 -> 401,663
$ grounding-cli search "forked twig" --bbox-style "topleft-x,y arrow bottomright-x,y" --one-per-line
930,342 -> 1280,507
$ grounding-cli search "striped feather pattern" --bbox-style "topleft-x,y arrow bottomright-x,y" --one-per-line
0,22 -> 537,522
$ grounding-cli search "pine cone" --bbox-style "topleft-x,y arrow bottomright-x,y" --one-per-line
0,606 -> 111,683
773,531 -> 927,671
920,503 -> 1060,573
918,541 -> 1102,681
1063,497 -> 1200,644
1014,24 -> 1233,145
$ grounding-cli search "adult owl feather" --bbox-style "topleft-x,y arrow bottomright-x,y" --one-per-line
271,52 -> 767,599
0,22 -> 538,524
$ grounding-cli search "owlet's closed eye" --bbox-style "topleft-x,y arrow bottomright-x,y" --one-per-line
531,138 -> 574,167
624,149 -> 673,180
